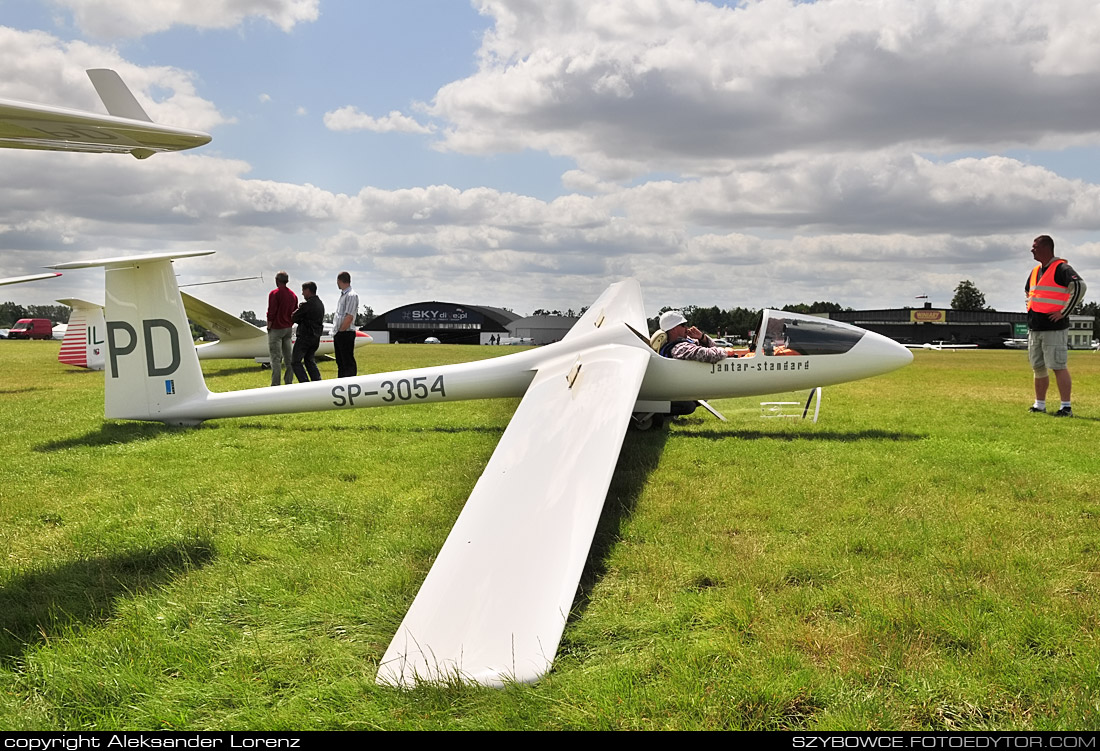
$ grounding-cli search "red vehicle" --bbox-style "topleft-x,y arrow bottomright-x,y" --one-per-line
7,318 -> 53,340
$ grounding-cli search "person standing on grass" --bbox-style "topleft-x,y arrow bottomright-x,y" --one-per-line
1025,235 -> 1086,417
266,270 -> 298,386
291,281 -> 324,382
333,271 -> 359,378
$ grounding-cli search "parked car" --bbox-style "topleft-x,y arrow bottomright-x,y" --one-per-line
7,318 -> 53,340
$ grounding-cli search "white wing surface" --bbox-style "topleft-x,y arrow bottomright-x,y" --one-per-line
181,291 -> 267,341
377,331 -> 652,687
0,69 -> 210,159
564,278 -> 648,340
0,272 -> 61,286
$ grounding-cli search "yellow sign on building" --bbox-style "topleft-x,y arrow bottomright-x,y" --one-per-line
910,309 -> 946,323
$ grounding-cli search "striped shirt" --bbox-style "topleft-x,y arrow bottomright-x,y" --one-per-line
333,286 -> 359,332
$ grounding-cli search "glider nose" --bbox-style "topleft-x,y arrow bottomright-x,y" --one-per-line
858,329 -> 914,373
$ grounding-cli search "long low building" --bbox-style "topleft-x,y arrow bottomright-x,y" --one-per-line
362,301 -> 519,344
824,304 -> 1094,348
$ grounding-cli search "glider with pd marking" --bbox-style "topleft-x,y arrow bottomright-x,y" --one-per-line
49,250 -> 913,688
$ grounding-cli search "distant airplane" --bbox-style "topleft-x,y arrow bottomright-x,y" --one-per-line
50,250 -> 913,688
0,68 -> 210,159
0,272 -> 61,286
55,292 -> 371,371
1003,338 -> 1028,350
57,298 -> 106,370
905,341 -> 978,351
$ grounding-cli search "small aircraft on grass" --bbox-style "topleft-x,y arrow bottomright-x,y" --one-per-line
0,69 -> 210,158
55,294 -> 372,371
904,340 -> 978,351
50,250 -> 913,688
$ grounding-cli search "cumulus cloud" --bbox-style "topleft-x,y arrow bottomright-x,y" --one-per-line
430,0 -> 1100,180
323,106 -> 434,135
4,4 -> 1100,319
50,0 -> 320,39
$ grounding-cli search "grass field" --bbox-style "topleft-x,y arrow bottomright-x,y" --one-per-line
0,339 -> 1097,730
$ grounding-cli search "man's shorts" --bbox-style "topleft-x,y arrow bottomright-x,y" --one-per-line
1028,328 -> 1069,374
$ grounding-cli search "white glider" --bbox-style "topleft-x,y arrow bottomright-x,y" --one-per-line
905,341 -> 978,351
54,292 -> 370,371
50,250 -> 913,688
0,69 -> 210,159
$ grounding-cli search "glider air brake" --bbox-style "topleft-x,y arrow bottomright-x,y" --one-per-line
51,251 -> 914,688
0,69 -> 210,159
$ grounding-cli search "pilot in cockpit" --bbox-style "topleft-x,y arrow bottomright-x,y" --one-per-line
653,310 -> 740,364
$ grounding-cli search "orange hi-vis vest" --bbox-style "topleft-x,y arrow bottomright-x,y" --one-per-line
1027,259 -> 1072,314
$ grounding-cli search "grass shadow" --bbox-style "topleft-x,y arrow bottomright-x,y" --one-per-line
569,427 -> 670,624
236,422 -> 505,436
0,388 -> 45,395
202,365 -> 267,378
680,428 -> 925,442
0,540 -> 216,665
34,422 -> 180,452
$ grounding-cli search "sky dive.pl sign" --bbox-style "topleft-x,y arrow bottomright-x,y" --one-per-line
388,303 -> 484,326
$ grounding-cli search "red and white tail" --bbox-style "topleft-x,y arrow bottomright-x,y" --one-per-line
56,298 -> 106,371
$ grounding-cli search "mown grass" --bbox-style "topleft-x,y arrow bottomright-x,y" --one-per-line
0,339 -> 1097,730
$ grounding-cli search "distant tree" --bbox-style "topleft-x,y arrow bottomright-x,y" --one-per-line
781,301 -> 848,315
648,304 -> 762,339
27,304 -> 71,323
240,310 -> 261,326
0,301 -> 28,327
356,304 -> 375,327
951,280 -> 988,311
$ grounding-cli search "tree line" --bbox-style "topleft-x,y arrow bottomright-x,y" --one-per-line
0,302 -> 70,328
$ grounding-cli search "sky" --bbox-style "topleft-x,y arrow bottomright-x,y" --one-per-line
2,0 -> 1100,319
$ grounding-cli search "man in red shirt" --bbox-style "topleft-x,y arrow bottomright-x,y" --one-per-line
267,271 -> 299,385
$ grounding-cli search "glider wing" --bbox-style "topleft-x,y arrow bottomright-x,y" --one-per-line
0,69 -> 211,159
181,291 -> 267,341
378,288 -> 652,687
0,272 -> 61,286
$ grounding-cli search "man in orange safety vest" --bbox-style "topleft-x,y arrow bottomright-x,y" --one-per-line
1025,235 -> 1086,417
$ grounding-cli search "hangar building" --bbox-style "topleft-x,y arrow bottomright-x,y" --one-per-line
824,303 -> 1094,348
505,314 -> 579,345
362,301 -> 520,345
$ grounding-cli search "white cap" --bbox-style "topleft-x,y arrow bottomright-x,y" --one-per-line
659,310 -> 687,331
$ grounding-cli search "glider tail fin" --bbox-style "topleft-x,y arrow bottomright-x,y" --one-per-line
51,252 -> 213,424
56,298 -> 106,371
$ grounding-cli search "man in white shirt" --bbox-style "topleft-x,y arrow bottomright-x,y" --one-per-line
333,271 -> 360,378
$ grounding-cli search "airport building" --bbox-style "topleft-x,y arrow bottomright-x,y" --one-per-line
504,314 -> 579,345
823,303 -> 1094,348
362,301 -> 520,344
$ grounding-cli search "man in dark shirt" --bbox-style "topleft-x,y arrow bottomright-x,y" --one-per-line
1024,235 -> 1087,417
267,271 -> 298,386
291,281 -> 325,383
